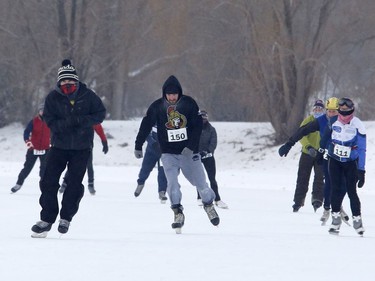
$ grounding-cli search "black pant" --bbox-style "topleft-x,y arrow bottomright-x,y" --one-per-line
17,149 -> 48,185
64,150 -> 94,185
293,152 -> 324,206
39,147 -> 91,223
329,158 -> 361,216
197,156 -> 221,201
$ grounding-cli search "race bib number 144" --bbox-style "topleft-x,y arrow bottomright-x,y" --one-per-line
167,128 -> 188,142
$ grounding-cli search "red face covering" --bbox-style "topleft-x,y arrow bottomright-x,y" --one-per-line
60,83 -> 77,95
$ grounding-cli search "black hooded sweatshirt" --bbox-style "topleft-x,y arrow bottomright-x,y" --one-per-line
135,75 -> 203,154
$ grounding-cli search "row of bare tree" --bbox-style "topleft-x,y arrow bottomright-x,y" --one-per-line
1,0 -> 375,143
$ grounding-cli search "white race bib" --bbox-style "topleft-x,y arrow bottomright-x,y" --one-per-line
333,144 -> 351,158
167,128 -> 188,142
33,150 -> 46,155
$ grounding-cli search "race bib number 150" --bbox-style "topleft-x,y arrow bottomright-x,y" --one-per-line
167,128 -> 188,142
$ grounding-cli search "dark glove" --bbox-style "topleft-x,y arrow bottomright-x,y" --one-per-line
357,170 -> 365,188
102,140 -> 109,154
306,146 -> 317,158
134,149 -> 143,159
278,141 -> 294,157
181,147 -> 194,157
315,148 -> 325,165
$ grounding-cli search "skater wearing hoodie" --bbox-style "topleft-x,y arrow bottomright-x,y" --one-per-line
134,75 -> 220,233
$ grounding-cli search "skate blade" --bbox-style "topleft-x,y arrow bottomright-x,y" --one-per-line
343,220 -> 351,226
175,228 -> 182,234
31,231 -> 48,238
355,227 -> 365,236
216,205 -> 229,209
321,221 -> 327,226
328,229 -> 339,235
160,199 -> 167,204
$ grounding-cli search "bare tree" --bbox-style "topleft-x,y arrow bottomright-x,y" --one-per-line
1,0 -> 375,131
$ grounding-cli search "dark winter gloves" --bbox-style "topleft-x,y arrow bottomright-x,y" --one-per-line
278,141 -> 294,157
134,149 -> 143,159
102,140 -> 109,154
357,170 -> 365,188
306,146 -> 317,158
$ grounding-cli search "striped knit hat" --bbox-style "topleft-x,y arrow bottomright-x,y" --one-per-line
57,59 -> 79,83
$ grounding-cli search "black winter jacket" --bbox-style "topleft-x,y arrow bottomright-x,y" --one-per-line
43,82 -> 106,150
135,76 -> 202,154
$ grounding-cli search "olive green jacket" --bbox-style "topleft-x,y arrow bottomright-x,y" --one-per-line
299,115 -> 320,154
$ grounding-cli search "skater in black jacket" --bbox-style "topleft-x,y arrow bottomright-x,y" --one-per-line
134,75 -> 219,233
31,59 -> 106,238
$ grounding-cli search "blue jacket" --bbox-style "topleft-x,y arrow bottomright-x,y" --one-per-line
320,115 -> 366,170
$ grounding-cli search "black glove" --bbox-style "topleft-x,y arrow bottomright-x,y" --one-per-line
306,146 -> 317,158
134,149 -> 143,159
357,170 -> 365,188
315,148 -> 325,165
102,140 -> 108,154
278,141 -> 294,157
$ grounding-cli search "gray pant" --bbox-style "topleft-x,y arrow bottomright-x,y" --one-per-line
161,153 -> 215,206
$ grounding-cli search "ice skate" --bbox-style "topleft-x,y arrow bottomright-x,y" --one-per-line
203,203 -> 220,226
215,200 -> 228,209
312,200 -> 322,212
31,220 -> 52,238
352,216 -> 365,236
292,203 -> 302,213
134,184 -> 144,197
58,219 -> 70,234
171,205 -> 185,234
197,199 -> 203,207
88,182 -> 96,195
158,191 -> 168,204
328,212 -> 342,235
320,208 -> 330,225
11,184 -> 22,193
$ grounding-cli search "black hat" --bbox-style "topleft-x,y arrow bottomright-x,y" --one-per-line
57,59 -> 79,83
313,99 -> 324,109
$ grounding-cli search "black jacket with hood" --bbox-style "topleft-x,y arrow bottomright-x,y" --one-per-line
43,82 -> 106,150
135,75 -> 203,154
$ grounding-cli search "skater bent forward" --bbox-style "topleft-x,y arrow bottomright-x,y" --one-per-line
134,75 -> 220,233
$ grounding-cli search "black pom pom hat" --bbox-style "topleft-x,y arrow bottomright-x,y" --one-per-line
57,59 -> 79,83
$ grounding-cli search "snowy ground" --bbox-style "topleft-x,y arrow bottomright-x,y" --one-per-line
1,120 -> 375,281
